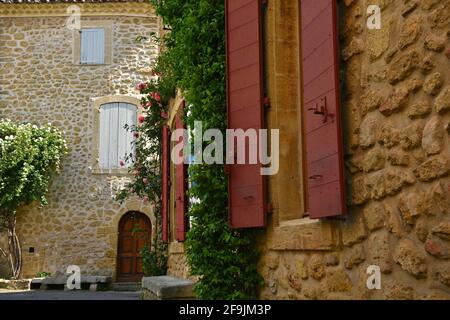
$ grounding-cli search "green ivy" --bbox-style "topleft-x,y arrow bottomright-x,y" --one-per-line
115,78 -> 173,274
141,244 -> 168,276
150,0 -> 262,299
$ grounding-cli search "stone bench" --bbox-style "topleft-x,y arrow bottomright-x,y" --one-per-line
36,276 -> 112,291
141,276 -> 195,300
0,279 -> 31,290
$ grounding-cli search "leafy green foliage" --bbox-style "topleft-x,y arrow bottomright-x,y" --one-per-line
36,271 -> 51,278
0,119 -> 67,278
0,119 -> 68,217
141,244 -> 168,276
117,0 -> 262,299
150,0 -> 262,299
115,79 -> 172,275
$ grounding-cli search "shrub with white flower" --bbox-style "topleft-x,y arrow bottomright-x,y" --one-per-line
0,119 -> 68,279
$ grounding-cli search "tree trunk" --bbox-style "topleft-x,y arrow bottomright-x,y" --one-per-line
7,218 -> 21,279
0,211 -> 22,279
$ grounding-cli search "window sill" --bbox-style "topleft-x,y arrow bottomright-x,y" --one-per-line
268,217 -> 340,251
77,63 -> 109,66
91,167 -> 131,176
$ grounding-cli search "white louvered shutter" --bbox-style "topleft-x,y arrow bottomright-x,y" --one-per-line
99,103 -> 137,169
80,28 -> 105,64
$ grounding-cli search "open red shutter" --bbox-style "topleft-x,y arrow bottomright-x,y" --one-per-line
175,104 -> 187,241
226,0 -> 266,228
301,0 -> 346,219
161,125 -> 169,242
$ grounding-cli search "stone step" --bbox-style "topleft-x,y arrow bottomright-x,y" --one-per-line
141,276 -> 195,300
111,282 -> 141,292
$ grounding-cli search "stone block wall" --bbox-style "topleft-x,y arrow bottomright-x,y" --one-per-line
257,0 -> 450,300
0,3 -> 158,279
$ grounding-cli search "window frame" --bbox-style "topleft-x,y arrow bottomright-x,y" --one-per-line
80,28 -> 106,65
98,102 -> 137,170
91,95 -> 142,176
263,0 -> 341,251
73,20 -> 113,66
166,96 -> 188,243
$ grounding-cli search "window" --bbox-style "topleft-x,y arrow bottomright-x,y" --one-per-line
80,28 -> 105,64
73,21 -> 112,65
98,102 -> 137,169
225,0 -> 345,228
162,100 -> 188,243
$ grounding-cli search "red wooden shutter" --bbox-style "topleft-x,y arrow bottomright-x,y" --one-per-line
226,0 -> 266,228
161,125 -> 169,242
301,0 -> 346,219
175,105 -> 187,241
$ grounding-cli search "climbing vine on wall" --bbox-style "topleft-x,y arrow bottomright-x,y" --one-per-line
115,75 -> 175,276
149,0 -> 262,299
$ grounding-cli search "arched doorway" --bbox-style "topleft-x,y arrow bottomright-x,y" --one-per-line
117,211 -> 151,282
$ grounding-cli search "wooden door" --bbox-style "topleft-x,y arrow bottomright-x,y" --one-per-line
117,212 -> 151,282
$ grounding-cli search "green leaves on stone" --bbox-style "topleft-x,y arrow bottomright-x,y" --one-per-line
150,0 -> 262,299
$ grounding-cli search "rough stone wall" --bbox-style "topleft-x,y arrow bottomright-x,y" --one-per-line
167,243 -> 190,280
0,6 -> 158,279
257,0 -> 450,300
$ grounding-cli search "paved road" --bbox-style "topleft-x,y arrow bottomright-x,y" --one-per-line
0,289 -> 140,300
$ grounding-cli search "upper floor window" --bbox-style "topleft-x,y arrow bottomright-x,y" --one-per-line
99,102 -> 137,169
73,21 -> 112,65
80,28 -> 105,64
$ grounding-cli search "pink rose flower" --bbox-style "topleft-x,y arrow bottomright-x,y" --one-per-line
138,115 -> 145,124
142,178 -> 149,185
145,101 -> 152,108
119,160 -> 125,167
133,132 -> 139,139
136,82 -> 147,92
154,92 -> 161,102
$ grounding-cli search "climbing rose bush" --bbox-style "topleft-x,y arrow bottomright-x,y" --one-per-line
116,79 -> 169,205
116,78 -> 173,277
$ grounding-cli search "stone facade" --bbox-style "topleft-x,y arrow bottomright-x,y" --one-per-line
143,0 -> 450,300
0,2 -> 159,279
255,0 -> 450,300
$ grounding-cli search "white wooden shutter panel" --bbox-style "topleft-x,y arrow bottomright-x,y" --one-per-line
81,28 -> 105,64
108,102 -> 120,168
117,103 -> 137,167
99,103 -> 137,169
99,104 -> 112,168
